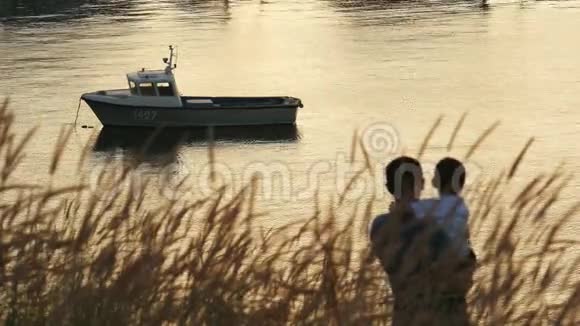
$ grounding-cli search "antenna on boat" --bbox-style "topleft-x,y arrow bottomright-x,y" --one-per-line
164,45 -> 177,74
174,46 -> 178,69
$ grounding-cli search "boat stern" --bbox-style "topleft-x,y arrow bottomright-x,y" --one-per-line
287,96 -> 304,108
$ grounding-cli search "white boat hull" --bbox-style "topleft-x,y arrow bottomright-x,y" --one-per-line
82,93 -> 301,127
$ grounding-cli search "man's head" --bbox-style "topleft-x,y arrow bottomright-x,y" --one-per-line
433,157 -> 466,195
385,156 -> 424,201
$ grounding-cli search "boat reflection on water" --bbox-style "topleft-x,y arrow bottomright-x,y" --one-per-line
92,124 -> 300,166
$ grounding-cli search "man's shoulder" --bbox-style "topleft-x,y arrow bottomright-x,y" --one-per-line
370,213 -> 390,228
372,212 -> 391,222
369,213 -> 392,239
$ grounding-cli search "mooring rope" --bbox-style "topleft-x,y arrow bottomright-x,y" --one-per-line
73,97 -> 82,127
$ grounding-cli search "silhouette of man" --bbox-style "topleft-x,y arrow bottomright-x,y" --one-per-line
370,156 -> 473,326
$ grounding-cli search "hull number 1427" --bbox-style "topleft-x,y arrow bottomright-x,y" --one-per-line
134,109 -> 157,121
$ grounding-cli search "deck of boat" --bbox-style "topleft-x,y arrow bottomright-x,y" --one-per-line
181,96 -> 298,109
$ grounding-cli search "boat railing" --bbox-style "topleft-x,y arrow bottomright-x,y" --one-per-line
97,89 -> 131,96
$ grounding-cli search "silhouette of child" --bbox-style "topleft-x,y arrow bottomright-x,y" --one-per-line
411,157 -> 473,257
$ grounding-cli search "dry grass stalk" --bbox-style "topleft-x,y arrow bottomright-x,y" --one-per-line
463,121 -> 499,160
417,115 -> 443,159
447,112 -> 468,151
507,137 -> 534,179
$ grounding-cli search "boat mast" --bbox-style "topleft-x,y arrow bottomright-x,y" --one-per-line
164,45 -> 177,74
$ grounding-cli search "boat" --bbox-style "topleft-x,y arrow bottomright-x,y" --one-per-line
81,46 -> 303,127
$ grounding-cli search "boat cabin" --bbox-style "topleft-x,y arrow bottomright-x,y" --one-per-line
127,70 -> 179,97
117,46 -> 182,107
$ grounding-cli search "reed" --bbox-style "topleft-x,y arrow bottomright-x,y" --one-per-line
0,101 -> 578,325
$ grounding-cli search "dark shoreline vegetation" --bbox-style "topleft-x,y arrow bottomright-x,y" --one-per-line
0,98 -> 579,325
0,0 -> 133,18
0,0 -> 491,20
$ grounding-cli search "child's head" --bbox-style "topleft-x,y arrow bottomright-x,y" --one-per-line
433,157 -> 466,195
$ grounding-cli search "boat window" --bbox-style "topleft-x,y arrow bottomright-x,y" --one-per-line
129,81 -> 137,95
139,82 -> 156,96
156,82 -> 175,96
